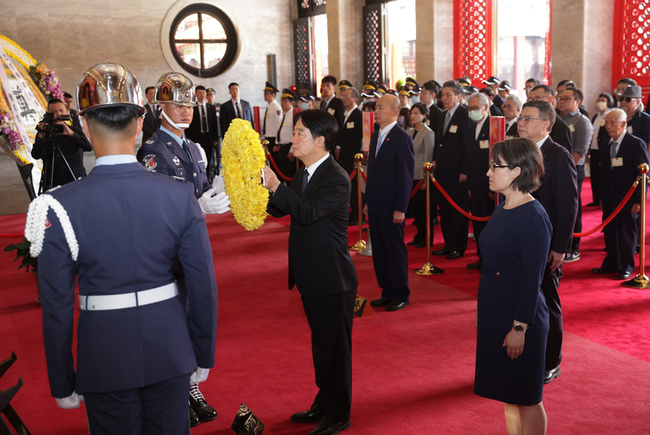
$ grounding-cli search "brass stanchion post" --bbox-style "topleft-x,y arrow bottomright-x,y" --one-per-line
413,163 -> 444,275
349,153 -> 367,251
623,163 -> 650,288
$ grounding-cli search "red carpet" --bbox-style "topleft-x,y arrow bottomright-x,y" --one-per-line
1,183 -> 650,434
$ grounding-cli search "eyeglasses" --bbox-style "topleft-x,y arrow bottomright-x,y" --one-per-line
557,97 -> 574,102
489,161 -> 511,172
501,104 -> 513,109
617,96 -> 637,103
519,116 -> 548,125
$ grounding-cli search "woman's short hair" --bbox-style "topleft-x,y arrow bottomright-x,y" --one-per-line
492,138 -> 545,193
294,109 -> 338,152
410,102 -> 429,120
599,92 -> 615,108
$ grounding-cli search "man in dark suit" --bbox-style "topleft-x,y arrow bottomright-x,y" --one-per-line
263,110 -> 357,435
518,100 -> 578,385
479,87 -> 504,117
142,86 -> 161,142
32,98 -> 92,193
502,94 -> 522,138
219,82 -> 254,139
465,92 -> 493,270
420,80 -> 443,144
27,63 -> 218,435
186,85 -> 220,176
366,95 -> 415,311
336,86 -> 364,224
432,80 -> 474,259
528,85 -> 574,153
594,109 -> 649,279
320,75 -> 345,129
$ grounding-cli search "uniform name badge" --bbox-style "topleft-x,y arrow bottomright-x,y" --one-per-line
449,125 -> 458,133
568,124 -> 575,133
479,140 -> 489,149
627,125 -> 634,134
612,157 -> 623,167
347,121 -> 355,129
328,108 -> 335,115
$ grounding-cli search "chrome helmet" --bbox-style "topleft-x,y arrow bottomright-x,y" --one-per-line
153,72 -> 197,107
77,63 -> 144,115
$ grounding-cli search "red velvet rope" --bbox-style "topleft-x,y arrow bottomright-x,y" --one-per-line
430,175 -> 490,222
267,152 -> 293,182
0,233 -> 23,238
349,169 -> 357,180
410,180 -> 423,199
573,180 -> 639,237
360,170 -> 367,182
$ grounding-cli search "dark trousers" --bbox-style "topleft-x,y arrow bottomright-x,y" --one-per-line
349,172 -> 364,223
278,143 -> 297,180
589,149 -> 600,203
368,213 -> 410,302
408,180 -> 432,243
469,197 -> 494,259
84,374 -> 191,435
541,263 -> 563,371
601,204 -> 637,273
435,179 -> 469,252
197,133 -> 215,176
302,290 -> 355,422
571,165 -> 585,252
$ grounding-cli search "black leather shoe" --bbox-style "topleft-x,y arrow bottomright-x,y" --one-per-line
586,202 -> 599,206
445,250 -> 463,260
386,301 -> 409,312
431,247 -> 450,255
544,366 -> 561,384
466,260 -> 482,270
370,297 -> 391,307
618,271 -> 632,280
407,239 -> 418,246
413,241 -> 427,248
189,406 -> 200,427
189,384 -> 217,422
291,405 -> 325,423
592,267 -> 616,275
309,419 -> 351,435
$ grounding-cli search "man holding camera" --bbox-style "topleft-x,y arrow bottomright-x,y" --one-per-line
32,98 -> 92,192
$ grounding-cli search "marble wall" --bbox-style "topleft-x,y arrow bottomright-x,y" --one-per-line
0,0 -> 295,108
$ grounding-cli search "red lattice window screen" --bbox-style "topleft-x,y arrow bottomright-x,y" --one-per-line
453,0 -> 494,86
612,0 -> 650,95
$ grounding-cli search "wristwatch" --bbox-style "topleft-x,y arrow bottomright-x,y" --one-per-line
512,323 -> 527,332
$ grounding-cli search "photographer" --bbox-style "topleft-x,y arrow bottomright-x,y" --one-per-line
32,98 -> 92,192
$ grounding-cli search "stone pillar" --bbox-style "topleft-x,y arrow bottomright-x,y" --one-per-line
326,0 -> 365,88
415,0 -> 454,83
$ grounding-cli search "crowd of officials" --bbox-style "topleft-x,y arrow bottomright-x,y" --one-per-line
27,65 -> 650,435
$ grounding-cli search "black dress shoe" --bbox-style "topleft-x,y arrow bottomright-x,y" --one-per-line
445,250 -> 463,260
586,202 -> 599,206
618,271 -> 632,280
413,241 -> 427,248
592,267 -> 616,275
407,239 -> 418,246
432,247 -> 450,256
370,297 -> 391,307
309,419 -> 351,435
386,301 -> 409,311
466,259 -> 482,270
189,384 -> 217,422
544,366 -> 561,384
189,406 -> 200,427
291,405 -> 325,423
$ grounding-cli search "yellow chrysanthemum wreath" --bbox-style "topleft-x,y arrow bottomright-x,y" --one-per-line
222,119 -> 269,231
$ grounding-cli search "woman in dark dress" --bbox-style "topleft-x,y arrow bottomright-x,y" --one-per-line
474,138 -> 552,435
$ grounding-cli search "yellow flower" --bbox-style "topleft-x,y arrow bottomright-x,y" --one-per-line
222,119 -> 269,231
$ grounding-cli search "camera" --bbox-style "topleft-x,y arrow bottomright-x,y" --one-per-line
37,112 -> 71,136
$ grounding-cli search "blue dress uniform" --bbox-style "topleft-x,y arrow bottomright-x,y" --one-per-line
29,158 -> 218,434
137,126 -> 211,199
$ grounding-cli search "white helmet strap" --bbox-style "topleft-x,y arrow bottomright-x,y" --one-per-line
161,108 -> 189,130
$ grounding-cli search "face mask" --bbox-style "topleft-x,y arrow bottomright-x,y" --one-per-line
469,110 -> 484,122
161,109 -> 189,129
300,102 -> 310,111
596,101 -> 608,111
411,95 -> 420,104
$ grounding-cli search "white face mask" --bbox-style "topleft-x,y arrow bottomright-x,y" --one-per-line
411,95 -> 420,104
469,109 -> 484,122
161,109 -> 189,129
596,101 -> 608,111
300,102 -> 310,111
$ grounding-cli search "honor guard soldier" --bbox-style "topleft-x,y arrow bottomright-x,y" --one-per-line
277,88 -> 298,178
299,92 -> 316,111
137,72 -> 229,426
26,63 -> 219,434
339,80 -> 353,92
262,82 -> 282,167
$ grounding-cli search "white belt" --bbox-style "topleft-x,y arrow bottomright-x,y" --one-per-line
79,283 -> 178,311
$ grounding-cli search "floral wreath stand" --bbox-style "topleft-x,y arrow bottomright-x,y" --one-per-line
0,35 -> 66,200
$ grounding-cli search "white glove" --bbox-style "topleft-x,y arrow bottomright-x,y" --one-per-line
190,367 -> 210,384
55,392 -> 83,409
199,187 -> 230,214
211,175 -> 226,195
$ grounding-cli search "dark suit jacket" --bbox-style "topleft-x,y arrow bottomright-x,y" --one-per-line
427,102 -> 443,146
34,162 -> 217,397
505,120 -> 518,138
186,102 -> 219,147
467,117 -> 491,201
322,96 -> 346,129
434,104 -> 474,182
532,137 -> 579,254
219,99 -> 254,137
142,103 -> 161,143
550,117 -> 574,154
489,104 -> 504,117
600,131 -> 649,209
591,113 -> 609,149
267,156 -> 358,297
366,124 -> 415,215
337,108 -> 363,173
493,94 -> 505,111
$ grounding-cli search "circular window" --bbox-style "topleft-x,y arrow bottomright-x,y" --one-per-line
169,4 -> 237,78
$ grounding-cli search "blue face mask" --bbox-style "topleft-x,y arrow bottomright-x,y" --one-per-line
300,102 -> 310,111
411,95 -> 420,104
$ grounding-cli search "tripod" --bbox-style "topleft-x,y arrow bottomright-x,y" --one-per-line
37,134 -> 77,195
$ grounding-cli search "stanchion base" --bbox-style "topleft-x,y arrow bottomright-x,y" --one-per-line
622,274 -> 650,289
348,240 -> 367,251
413,263 -> 445,276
